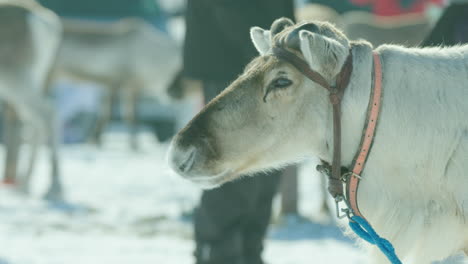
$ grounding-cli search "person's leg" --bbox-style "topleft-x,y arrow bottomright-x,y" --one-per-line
242,171 -> 282,264
194,177 -> 260,264
194,79 -> 254,264
3,103 -> 21,185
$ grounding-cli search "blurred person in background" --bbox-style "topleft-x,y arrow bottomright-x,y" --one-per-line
183,0 -> 294,263
422,0 -> 468,46
296,0 -> 371,14
350,0 -> 444,16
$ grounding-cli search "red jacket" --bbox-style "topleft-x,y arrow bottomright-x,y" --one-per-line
351,0 -> 444,16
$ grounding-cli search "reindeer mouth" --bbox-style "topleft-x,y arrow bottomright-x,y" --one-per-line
187,169 -> 234,189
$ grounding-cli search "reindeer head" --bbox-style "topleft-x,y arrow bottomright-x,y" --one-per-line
168,18 -> 352,188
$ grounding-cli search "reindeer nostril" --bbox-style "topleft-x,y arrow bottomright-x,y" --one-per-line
178,147 -> 197,173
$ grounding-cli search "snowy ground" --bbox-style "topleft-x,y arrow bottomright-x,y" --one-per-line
0,131 -> 370,264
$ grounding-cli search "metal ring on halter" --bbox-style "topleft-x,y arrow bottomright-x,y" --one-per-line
341,171 -> 362,182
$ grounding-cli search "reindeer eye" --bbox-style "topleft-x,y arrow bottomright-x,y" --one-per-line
272,77 -> 292,88
263,77 -> 293,102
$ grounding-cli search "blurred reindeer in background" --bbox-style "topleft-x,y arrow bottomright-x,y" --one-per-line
0,0 -> 63,200
338,11 -> 432,47
50,18 -> 181,150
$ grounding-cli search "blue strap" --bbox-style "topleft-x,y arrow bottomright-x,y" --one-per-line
349,216 -> 402,264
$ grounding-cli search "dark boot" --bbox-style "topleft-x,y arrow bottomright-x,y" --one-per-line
242,171 -> 282,264
195,231 -> 244,264
194,178 -> 260,264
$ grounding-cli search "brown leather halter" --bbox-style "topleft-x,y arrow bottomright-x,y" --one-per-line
272,43 -> 383,220
272,45 -> 353,199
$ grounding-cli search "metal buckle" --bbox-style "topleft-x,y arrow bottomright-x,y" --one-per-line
334,195 -> 353,219
341,172 -> 362,182
317,164 -> 356,219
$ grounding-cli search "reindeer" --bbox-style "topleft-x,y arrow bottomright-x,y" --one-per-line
51,18 -> 181,149
0,0 -> 62,200
169,18 -> 468,263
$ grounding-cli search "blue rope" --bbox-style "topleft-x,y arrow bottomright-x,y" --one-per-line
349,216 -> 402,264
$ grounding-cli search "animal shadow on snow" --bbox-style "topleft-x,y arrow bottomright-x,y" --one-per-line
269,215 -> 352,243
46,199 -> 95,214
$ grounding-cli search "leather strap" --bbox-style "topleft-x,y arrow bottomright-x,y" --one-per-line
347,52 -> 383,218
272,46 -> 353,198
273,43 -> 384,221
272,47 -> 333,91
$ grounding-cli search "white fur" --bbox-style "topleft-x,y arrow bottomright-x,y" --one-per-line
303,40 -> 468,263
286,25 -> 468,262
299,30 -> 350,79
338,43 -> 468,263
250,27 -> 271,55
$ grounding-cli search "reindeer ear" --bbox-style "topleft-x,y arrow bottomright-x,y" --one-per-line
284,22 -> 320,52
250,27 -> 271,55
299,30 -> 349,77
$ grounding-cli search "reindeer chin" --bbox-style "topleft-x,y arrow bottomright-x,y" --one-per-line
186,169 -> 237,189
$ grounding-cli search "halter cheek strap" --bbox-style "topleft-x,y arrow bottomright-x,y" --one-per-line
272,45 -> 353,199
272,44 -> 383,219
273,41 -> 396,263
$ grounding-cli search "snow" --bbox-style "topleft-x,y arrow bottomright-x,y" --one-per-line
0,132 -> 369,264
